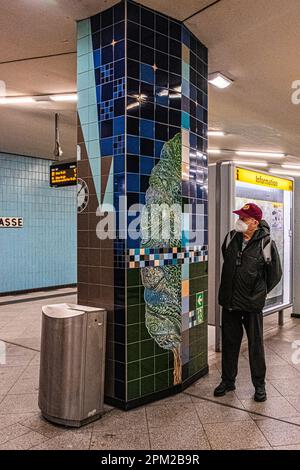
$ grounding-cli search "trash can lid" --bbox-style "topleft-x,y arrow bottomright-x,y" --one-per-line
42,303 -> 105,319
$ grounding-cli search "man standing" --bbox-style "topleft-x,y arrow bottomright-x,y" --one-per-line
214,202 -> 282,402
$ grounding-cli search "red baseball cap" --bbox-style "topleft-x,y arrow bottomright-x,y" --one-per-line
233,202 -> 263,222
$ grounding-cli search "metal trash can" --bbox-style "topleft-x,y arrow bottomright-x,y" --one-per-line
38,303 -> 107,427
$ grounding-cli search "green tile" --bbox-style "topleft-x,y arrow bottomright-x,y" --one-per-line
141,375 -> 155,396
139,303 -> 145,317
127,342 -> 140,362
141,357 -> 154,377
127,287 -> 140,305
189,294 -> 196,311
168,369 -> 174,387
154,342 -> 165,355
127,360 -> 140,381
155,353 -> 169,373
127,268 -> 140,286
127,304 -> 140,324
127,379 -> 140,400
140,322 -> 150,341
139,286 -> 145,301
155,371 -> 169,392
127,324 -> 140,344
141,339 -> 155,358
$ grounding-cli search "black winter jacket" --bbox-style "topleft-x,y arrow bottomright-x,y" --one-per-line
218,220 -> 282,313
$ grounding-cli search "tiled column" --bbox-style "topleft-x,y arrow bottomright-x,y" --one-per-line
77,0 -> 208,409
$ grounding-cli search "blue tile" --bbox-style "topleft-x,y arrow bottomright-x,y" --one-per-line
114,174 -> 125,193
181,112 -> 190,130
114,155 -> 125,173
140,63 -> 154,85
101,137 -> 113,156
127,135 -> 140,154
93,49 -> 101,68
140,119 -> 154,139
127,173 -> 140,192
96,86 -> 101,103
155,140 -> 164,157
113,116 -> 125,135
182,26 -> 190,47
140,156 -> 154,174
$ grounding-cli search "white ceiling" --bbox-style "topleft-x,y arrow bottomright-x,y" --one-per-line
0,0 -> 300,165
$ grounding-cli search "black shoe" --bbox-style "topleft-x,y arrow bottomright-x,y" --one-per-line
214,381 -> 236,397
254,385 -> 267,402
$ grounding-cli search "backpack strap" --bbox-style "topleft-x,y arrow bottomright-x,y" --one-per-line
262,236 -> 272,264
225,230 -> 237,250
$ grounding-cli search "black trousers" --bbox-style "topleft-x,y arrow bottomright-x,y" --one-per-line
221,308 -> 266,387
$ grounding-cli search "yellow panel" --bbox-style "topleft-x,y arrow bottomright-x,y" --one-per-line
182,280 -> 189,297
235,167 -> 293,191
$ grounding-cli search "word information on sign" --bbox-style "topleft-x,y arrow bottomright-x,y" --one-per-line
50,162 -> 77,187
0,217 -> 23,228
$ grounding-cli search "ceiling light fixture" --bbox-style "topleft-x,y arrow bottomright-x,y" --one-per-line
208,149 -> 221,154
234,161 -> 268,167
235,151 -> 285,158
208,72 -> 233,89
207,130 -> 225,137
0,96 -> 35,104
269,168 -> 299,177
281,164 -> 300,169
50,94 -> 77,102
0,93 -> 78,104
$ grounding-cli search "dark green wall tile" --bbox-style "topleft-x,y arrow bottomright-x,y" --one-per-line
155,371 -> 169,391
155,352 -> 169,372
127,360 -> 140,381
141,375 -> 155,396
127,304 -> 140,324
127,287 -> 140,305
127,342 -> 140,362
141,357 -> 154,377
140,321 -> 151,341
127,268 -> 140,286
127,379 -> 140,400
141,338 -> 155,358
127,324 -> 140,343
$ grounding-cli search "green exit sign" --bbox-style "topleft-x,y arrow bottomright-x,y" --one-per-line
196,292 -> 204,308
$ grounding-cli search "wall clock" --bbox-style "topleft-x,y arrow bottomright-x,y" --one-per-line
77,178 -> 89,213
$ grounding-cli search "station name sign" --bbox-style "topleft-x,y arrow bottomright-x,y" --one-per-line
50,162 -> 77,187
0,217 -> 23,228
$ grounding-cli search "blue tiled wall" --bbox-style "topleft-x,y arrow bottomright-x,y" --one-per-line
0,153 -> 77,293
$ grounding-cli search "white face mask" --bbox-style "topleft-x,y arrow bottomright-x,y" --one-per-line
235,219 -> 248,233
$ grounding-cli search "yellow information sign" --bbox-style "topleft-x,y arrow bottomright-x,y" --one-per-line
235,167 -> 293,191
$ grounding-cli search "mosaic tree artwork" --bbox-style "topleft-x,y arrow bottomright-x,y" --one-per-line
77,0 -> 208,409
141,134 -> 182,385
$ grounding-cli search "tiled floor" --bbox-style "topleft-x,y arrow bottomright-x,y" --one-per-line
0,291 -> 300,450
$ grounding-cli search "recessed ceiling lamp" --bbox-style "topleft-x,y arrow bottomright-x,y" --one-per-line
208,72 -> 233,89
234,161 -> 268,167
235,150 -> 285,158
208,149 -> 221,154
207,130 -> 225,136
269,168 -> 300,176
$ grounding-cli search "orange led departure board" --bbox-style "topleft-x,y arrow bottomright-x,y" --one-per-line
50,162 -> 77,187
